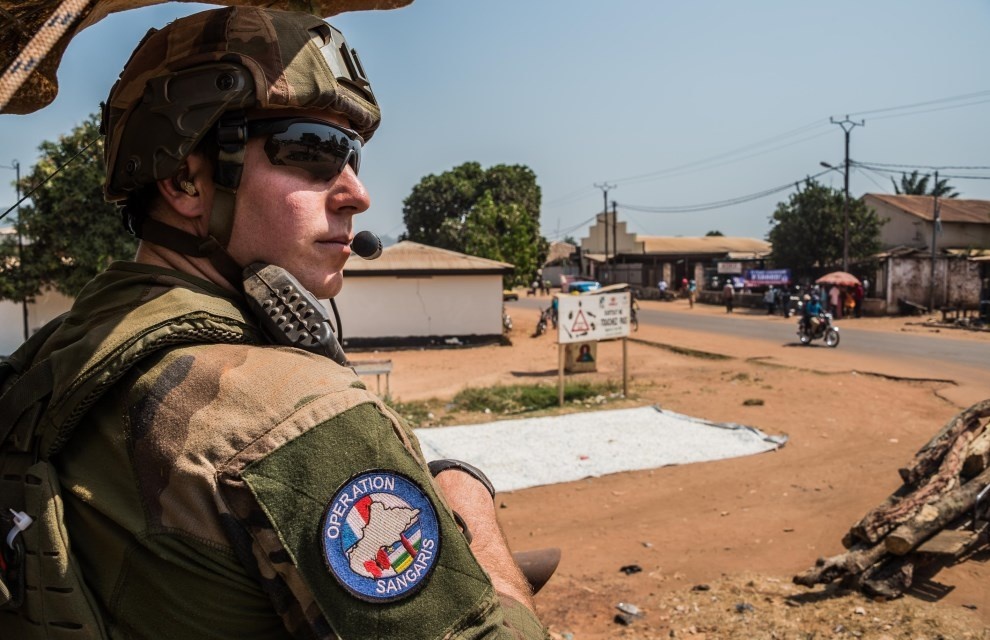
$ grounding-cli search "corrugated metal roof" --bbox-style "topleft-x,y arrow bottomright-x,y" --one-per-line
544,241 -> 576,265
639,236 -> 771,256
864,194 -> 990,225
343,241 -> 513,274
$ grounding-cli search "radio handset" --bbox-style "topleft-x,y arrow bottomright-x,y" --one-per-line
242,262 -> 348,366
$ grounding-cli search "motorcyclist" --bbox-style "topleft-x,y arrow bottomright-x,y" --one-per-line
800,293 -> 823,335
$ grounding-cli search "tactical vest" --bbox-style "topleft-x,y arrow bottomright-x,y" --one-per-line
0,286 -> 260,638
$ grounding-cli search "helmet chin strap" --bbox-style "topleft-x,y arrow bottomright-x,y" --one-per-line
133,112 -> 248,291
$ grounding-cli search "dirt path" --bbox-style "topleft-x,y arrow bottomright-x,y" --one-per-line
354,297 -> 990,639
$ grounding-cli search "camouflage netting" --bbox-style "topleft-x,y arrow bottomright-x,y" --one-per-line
0,0 -> 412,114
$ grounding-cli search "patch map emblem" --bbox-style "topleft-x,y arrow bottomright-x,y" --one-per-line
322,470 -> 441,602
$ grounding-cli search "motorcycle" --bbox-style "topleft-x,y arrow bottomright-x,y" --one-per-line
797,312 -> 840,347
533,306 -> 553,337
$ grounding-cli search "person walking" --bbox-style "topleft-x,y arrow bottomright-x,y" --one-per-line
763,286 -> 776,315
723,280 -> 735,313
854,281 -> 865,318
828,285 -> 842,319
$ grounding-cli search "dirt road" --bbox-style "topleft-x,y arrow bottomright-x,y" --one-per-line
358,296 -> 990,639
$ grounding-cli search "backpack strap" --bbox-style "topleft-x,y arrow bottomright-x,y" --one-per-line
0,287 -> 262,460
0,314 -> 66,451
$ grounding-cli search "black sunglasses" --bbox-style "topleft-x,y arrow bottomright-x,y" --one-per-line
246,117 -> 363,181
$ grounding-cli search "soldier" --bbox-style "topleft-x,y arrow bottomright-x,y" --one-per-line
10,7 -> 544,638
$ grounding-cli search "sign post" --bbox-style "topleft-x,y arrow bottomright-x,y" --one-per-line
555,291 -> 631,406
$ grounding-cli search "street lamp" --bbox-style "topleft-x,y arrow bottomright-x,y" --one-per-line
820,161 -> 849,272
1,159 -> 29,341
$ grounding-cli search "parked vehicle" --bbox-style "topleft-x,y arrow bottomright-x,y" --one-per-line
568,280 -> 601,294
533,306 -> 557,337
797,312 -> 840,347
503,289 -> 519,301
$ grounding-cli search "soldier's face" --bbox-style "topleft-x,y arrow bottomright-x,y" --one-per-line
227,110 -> 370,299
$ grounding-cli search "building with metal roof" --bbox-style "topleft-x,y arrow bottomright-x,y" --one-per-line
864,194 -> 990,251
578,211 -> 771,296
338,241 -> 514,348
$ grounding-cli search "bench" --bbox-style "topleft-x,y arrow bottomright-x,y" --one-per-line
349,359 -> 393,396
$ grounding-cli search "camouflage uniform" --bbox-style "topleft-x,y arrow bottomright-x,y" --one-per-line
41,261 -> 545,639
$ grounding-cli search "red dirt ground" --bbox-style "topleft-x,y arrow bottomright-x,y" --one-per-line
357,295 -> 990,639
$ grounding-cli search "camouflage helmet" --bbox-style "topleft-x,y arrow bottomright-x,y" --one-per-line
102,6 -> 380,202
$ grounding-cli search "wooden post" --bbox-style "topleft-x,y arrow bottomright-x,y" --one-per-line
622,337 -> 628,397
558,343 -> 565,407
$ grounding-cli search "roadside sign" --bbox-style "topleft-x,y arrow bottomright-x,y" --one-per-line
556,292 -> 630,344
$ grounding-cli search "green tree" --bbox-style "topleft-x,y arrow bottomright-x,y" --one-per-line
401,162 -> 546,285
705,230 -> 724,236
0,113 -> 136,301
891,170 -> 959,198
463,192 -> 543,286
767,179 -> 884,275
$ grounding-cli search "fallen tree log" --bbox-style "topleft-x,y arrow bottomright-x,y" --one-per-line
849,399 -> 990,544
795,398 -> 990,599
793,543 -> 887,587
962,428 -> 990,479
900,399 -> 990,486
885,464 -> 990,555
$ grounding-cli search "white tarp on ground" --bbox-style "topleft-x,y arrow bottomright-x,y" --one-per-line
415,405 -> 787,493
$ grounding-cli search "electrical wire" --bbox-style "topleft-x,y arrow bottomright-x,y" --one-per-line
853,160 -> 990,171
617,167 -> 834,214
607,119 -> 831,186
614,129 -> 835,189
852,162 -> 990,181
845,89 -> 990,118
0,137 -> 99,222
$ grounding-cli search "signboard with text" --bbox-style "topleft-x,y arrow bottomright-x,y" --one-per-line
556,292 -> 631,344
744,269 -> 791,287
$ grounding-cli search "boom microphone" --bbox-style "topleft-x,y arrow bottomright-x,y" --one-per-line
351,230 -> 382,260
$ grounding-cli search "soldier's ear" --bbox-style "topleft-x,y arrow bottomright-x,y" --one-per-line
157,155 -> 213,220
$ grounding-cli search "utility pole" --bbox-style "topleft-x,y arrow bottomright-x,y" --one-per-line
830,115 -> 864,272
611,200 -> 618,266
1,159 -> 28,341
594,182 -> 615,278
929,170 -> 941,312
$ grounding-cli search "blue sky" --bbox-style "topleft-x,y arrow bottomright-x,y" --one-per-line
1,0 -> 988,245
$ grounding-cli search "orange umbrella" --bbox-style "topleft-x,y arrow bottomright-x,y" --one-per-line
816,271 -> 860,287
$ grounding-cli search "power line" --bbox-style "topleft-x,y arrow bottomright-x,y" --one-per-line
852,162 -> 990,181
845,88 -> 990,118
613,129 -> 834,189
864,97 -> 990,123
607,119 -> 830,186
853,160 -> 990,171
617,167 -> 833,214
542,88 -> 990,211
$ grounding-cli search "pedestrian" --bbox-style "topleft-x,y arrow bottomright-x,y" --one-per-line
688,278 -> 697,309
776,286 -> 789,317
854,281 -> 864,318
723,280 -> 735,313
763,286 -> 776,315
0,7 -> 544,638
828,285 -> 842,319
658,278 -> 668,300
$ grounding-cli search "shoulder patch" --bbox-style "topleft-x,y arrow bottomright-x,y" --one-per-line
321,470 -> 441,602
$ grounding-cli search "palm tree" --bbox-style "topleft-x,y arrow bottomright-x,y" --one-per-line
891,170 -> 959,198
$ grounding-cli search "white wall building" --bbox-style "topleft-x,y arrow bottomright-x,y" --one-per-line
0,288 -> 74,356
336,241 -> 513,348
